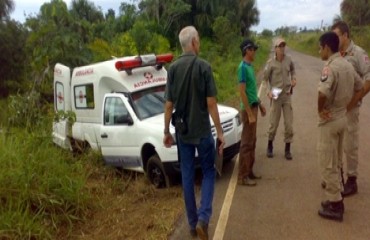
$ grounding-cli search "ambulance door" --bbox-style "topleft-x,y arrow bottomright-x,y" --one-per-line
99,94 -> 141,170
52,64 -> 72,149
54,63 -> 71,112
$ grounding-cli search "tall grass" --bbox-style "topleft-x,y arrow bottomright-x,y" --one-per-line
287,32 -> 321,58
0,99 -> 8,129
0,127 -> 93,239
287,26 -> 370,58
200,36 -> 272,105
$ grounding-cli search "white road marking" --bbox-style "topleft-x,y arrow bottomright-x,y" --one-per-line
213,155 -> 239,240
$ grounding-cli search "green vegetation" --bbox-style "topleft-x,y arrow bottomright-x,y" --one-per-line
0,128 -> 91,238
0,37 -> 271,239
0,0 -> 270,236
287,26 -> 370,58
1,0 -> 370,238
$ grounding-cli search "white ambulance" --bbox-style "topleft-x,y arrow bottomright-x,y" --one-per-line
53,53 -> 242,188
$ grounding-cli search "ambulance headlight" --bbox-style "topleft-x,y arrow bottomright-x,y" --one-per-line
235,113 -> 241,126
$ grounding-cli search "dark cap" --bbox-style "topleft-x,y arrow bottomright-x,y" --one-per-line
240,39 -> 259,53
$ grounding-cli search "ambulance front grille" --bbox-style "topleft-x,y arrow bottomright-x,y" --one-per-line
211,118 -> 234,137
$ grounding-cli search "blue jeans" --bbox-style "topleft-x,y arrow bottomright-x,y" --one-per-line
177,132 -> 216,229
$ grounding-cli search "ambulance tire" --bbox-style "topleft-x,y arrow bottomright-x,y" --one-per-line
147,154 -> 169,188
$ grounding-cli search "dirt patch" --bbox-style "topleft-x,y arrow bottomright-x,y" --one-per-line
66,167 -> 184,240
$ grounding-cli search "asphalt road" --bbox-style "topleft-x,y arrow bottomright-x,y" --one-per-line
169,48 -> 370,240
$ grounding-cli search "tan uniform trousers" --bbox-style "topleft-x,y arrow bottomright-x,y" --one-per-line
238,107 -> 258,181
268,93 -> 293,142
318,117 -> 346,202
344,106 -> 360,177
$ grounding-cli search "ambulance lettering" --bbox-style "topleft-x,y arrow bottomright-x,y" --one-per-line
75,68 -> 94,77
54,68 -> 62,76
134,72 -> 166,88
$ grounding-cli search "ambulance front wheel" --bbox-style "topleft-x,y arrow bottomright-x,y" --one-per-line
147,154 -> 169,188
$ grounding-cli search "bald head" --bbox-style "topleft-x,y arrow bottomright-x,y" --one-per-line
179,26 -> 200,54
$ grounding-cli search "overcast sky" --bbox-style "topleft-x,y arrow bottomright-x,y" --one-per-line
251,0 -> 341,32
11,0 -> 341,32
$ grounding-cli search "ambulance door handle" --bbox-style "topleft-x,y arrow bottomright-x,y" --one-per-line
101,133 -> 108,138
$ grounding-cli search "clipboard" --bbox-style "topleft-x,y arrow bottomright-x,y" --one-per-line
215,138 -> 224,177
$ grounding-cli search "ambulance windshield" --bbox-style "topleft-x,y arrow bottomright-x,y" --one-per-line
131,85 -> 166,120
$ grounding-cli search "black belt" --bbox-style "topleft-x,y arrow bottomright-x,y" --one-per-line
251,102 -> 259,107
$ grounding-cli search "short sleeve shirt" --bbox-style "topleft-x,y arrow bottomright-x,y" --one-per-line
165,53 -> 217,144
263,54 -> 296,94
237,61 -> 258,109
343,40 -> 370,84
318,53 -> 356,124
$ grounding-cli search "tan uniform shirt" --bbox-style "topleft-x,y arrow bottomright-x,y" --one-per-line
343,40 -> 370,84
318,53 -> 361,124
263,54 -> 296,94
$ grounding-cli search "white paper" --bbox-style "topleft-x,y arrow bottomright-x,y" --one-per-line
271,87 -> 282,100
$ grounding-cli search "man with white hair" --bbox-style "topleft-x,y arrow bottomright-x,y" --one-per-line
163,26 -> 225,240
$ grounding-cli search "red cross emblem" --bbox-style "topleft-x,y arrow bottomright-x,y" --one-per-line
79,90 -> 85,104
57,91 -> 64,103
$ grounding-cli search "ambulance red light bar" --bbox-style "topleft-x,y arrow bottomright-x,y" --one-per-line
115,53 -> 174,74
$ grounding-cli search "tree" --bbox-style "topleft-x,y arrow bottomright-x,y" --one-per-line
212,16 -> 237,54
70,0 -> 104,23
138,0 -> 190,40
0,0 -> 14,20
0,20 -> 28,97
333,14 -> 342,24
238,0 -> 260,36
261,29 -> 273,38
214,0 -> 260,37
115,2 -> 138,33
340,0 -> 370,26
25,0 -> 92,94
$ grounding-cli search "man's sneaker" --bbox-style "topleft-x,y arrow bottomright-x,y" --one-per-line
342,177 -> 358,197
238,177 -> 257,186
318,200 -> 344,222
248,172 -> 262,180
196,220 -> 208,240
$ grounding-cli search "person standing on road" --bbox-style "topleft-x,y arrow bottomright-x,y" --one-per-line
316,32 -> 362,221
237,39 -> 266,186
263,37 -> 297,160
163,26 -> 225,240
331,21 -> 370,197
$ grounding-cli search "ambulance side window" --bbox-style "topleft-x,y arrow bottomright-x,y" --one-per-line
104,97 -> 131,125
74,84 -> 95,109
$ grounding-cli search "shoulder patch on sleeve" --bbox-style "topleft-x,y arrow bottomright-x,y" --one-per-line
320,66 -> 330,82
364,55 -> 369,64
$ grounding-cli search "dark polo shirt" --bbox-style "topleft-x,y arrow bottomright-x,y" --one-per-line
165,53 -> 217,144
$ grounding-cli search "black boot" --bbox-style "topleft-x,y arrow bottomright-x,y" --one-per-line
342,176 -> 358,197
321,200 -> 344,214
318,200 -> 344,221
267,140 -> 273,158
285,143 -> 292,160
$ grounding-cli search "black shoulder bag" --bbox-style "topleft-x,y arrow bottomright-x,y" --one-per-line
171,56 -> 197,135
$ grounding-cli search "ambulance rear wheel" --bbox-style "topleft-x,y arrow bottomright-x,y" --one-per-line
147,154 -> 168,188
